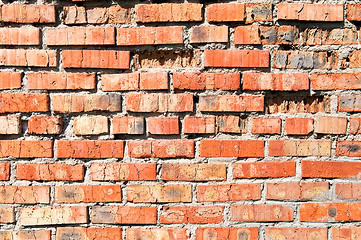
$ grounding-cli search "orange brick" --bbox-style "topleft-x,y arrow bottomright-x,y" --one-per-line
200,140 -> 264,157
231,205 -> 293,222
195,228 -> 259,240
91,206 -> 157,224
204,50 -> 269,68
73,116 -> 108,135
206,3 -> 245,22
347,4 -> 361,21
251,118 -> 281,134
0,27 -> 40,45
233,161 -> 296,179
0,186 -> 50,204
234,25 -> 261,45
350,118 -> 361,134
57,228 -> 121,240
1,4 -> 56,23
0,93 -> 48,113
302,160 -> 361,179
56,185 -> 121,203
102,73 -> 139,91
0,72 -> 21,90
285,118 -> 314,135
265,228 -> 328,240
147,117 -> 179,135
349,50 -> 361,68
117,27 -> 183,45
336,183 -> 361,199
160,206 -> 224,224
161,164 -> 226,181
311,73 -> 361,90
0,140 -> 53,158
63,6 -> 86,24
127,185 -> 191,203
217,116 -> 247,133
127,228 -> 187,240
336,141 -> 361,157
197,184 -> 261,202
0,49 -> 56,67
332,226 -> 361,240
139,72 -> 168,90
129,140 -> 194,158
278,3 -> 344,21
0,116 -> 20,134
184,116 -> 215,134
90,163 -> 156,181
269,140 -> 331,156
0,230 -> 51,240
338,95 -> 361,112
190,26 -> 228,43
199,95 -> 264,112
86,6 -> 132,24
266,182 -> 329,200
113,116 -> 144,134
28,116 -> 62,134
0,163 -> 10,180
0,208 -> 14,223
315,116 -> 347,134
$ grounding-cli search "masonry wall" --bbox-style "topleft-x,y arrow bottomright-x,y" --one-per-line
0,0 -> 361,239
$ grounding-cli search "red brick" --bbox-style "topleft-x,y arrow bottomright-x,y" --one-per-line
197,184 -> 261,202
28,72 -> 95,90
0,49 -> 56,67
251,118 -> 281,134
0,230 -> 51,240
160,206 -> 224,224
200,140 -> 264,157
265,228 -> 328,240
245,3 -> 272,23
73,116 -> 108,135
17,163 -> 84,181
206,3 -> 245,22
190,26 -> 228,43
349,50 -> 361,68
20,206 -> 87,226
90,163 -> 156,181
0,163 -> 10,180
28,116 -> 62,134
62,50 -> 129,69
336,183 -> 361,199
303,28 -> 358,45
117,27 -> 183,45
315,116 -> 347,134
350,118 -> 361,134
57,140 -> 124,159
184,116 -> 215,134
113,116 -> 144,135
300,202 -> 361,222
1,4 -> 56,23
338,95 -> 361,112
0,93 -> 48,113
234,25 -> 261,45
0,208 -> 14,223
266,96 -> 330,113
57,228 -> 121,240
311,73 -> 361,90
147,117 -> 179,135
0,186 -> 49,204
52,94 -> 121,113
217,116 -> 247,133
56,185 -> 121,203
63,6 -> 86,24
0,116 -> 20,134
126,93 -> 193,112
204,50 -> 269,68
231,205 -> 293,222
195,228 -> 259,240
139,72 -> 168,90
135,3 -> 202,22
336,141 -> 361,157
162,164 -> 226,181
127,185 -> 191,203
86,6 -> 132,24
173,72 -> 240,90
0,27 -> 40,45
199,95 -> 264,112
269,140 -> 331,156
285,118 -> 314,135
129,140 -> 194,158
0,72 -> 21,90
278,3 -> 344,21
91,206 -> 157,224
332,226 -> 361,240
302,160 -> 361,179
233,161 -> 296,179
347,4 -> 361,21
266,182 -> 329,200
127,228 -> 187,240
0,140 -> 53,158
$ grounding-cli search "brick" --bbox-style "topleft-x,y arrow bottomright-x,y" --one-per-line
74,116 -> 108,135
28,116 -> 62,134
52,94 -> 121,113
63,6 -> 86,24
91,206 -> 157,224
190,26 -> 228,43
90,163 -> 156,181
349,50 -> 361,68
0,116 -> 20,134
266,182 -> 329,200
127,185 -> 191,203
0,186 -> 49,204
160,206 -> 224,224
0,49 -> 56,67
135,3 -> 202,22
62,50 -> 129,69
302,160 -> 361,179
1,4 -> 56,23
273,51 -> 338,70
117,27 -> 183,45
285,118 -> 314,135
0,140 -> 53,158
350,118 -> 361,134
0,208 -> 14,223
127,228 -> 187,240
147,117 -> 179,135
268,140 -> 331,156
266,96 -> 331,113
206,3 -> 245,22
199,95 -> 264,112
87,6 -> 131,24
129,140 -> 194,158
0,93 -> 48,113
0,27 -> 40,45
196,228 -> 259,240
332,226 -> 361,240
126,93 -> 193,113
231,205 -> 293,222
300,202 -> 361,222
245,3 -> 273,23
0,230 -> 51,240
28,72 -> 95,90
0,72 -> 21,90
243,72 -> 309,91
173,72 -> 240,90
315,116 -> 347,134
0,163 -> 10,180
20,206 -> 87,226
234,25 -> 261,45
184,116 -> 215,134
56,185 -> 121,203
303,28 -> 358,45
336,183 -> 361,199
278,3 -> 344,21
233,161 -> 296,179
336,141 -> 361,157
251,118 -> 281,134
139,72 -> 168,90
57,228 -> 121,240
113,116 -> 144,135
338,95 -> 361,112
200,140 -> 264,157
204,50 -> 269,68
161,164 -> 226,181
57,140 -> 124,159
197,184 -> 261,202
217,116 -> 247,133
134,50 -> 201,69
347,4 -> 361,21
311,73 -> 361,90
17,163 -> 84,181
265,228 -> 328,240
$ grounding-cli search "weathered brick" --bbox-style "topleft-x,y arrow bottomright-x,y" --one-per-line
87,6 -> 132,24
1,4 -> 56,23
91,206 -> 157,224
129,140 -> 194,158
113,116 -> 144,135
117,27 -> 183,45
0,72 -> 21,90
266,182 -> 329,200
63,6 -> 86,24
231,205 -> 293,222
196,228 -> 259,240
0,93 -> 48,113
200,140 -> 264,157
303,28 -> 358,45
285,118 -> 314,135
336,141 -> 361,157
278,3 -> 344,21
265,228 -> 328,240
90,163 -> 156,181
197,184 -> 261,202
160,206 -> 224,224
217,116 -> 247,133
0,208 -> 14,223
0,27 -> 40,45
251,118 -> 281,134
0,163 -> 10,180
147,117 -> 179,135
245,3 -> 273,23
204,50 -> 269,68
28,116 -> 62,134
311,73 -> 361,90
190,26 -> 228,43
332,226 -> 361,240
139,72 -> 168,90
302,160 -> 361,179
0,116 -> 20,134
57,228 -> 121,240
162,164 -> 226,181
127,228 -> 187,240
127,185 -> 191,203
233,161 -> 296,179
199,95 -> 264,112
73,116 -> 108,135
350,118 -> 361,134
184,116 -> 215,134
0,230 -> 51,240
315,116 -> 347,134
0,140 -> 53,158
266,96 -> 331,113
349,50 -> 361,68
206,3 -> 245,22
56,185 -> 121,203
269,140 -> 331,156
347,4 -> 361,21
0,49 -> 56,67
234,25 -> 261,45
336,183 -> 361,199
338,95 -> 361,112
0,186 -> 49,204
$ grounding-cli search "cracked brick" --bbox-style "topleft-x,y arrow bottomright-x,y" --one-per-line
56,185 -> 121,203
90,163 -> 156,181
